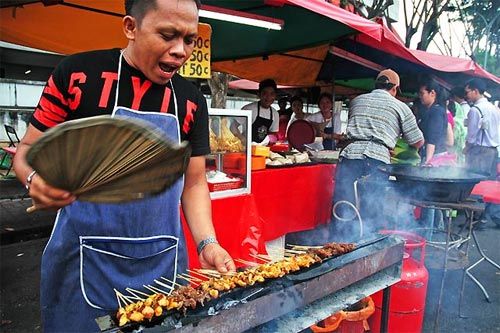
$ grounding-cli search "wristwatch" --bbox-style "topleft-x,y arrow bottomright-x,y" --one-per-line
197,236 -> 218,255
25,170 -> 37,191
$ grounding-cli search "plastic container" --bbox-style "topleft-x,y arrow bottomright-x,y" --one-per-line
251,145 -> 270,157
270,143 -> 289,153
310,297 -> 375,333
251,155 -> 266,170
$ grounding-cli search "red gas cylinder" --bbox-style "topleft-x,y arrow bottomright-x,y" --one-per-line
368,230 -> 428,333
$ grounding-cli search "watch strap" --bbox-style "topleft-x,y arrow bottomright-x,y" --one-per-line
197,236 -> 218,255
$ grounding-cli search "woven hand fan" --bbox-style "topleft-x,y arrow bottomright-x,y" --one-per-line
26,115 -> 191,203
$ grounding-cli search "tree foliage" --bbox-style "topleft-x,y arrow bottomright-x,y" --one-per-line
452,0 -> 499,71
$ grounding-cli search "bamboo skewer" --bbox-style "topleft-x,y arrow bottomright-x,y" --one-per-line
126,287 -> 151,298
286,243 -> 322,249
115,289 -> 123,308
249,253 -> 272,262
125,289 -> 146,301
155,279 -> 178,292
159,277 -> 182,288
234,258 -> 258,266
181,273 -> 203,282
284,249 -> 307,254
114,289 -> 132,305
187,269 -> 211,280
194,268 -> 225,277
143,285 -> 164,295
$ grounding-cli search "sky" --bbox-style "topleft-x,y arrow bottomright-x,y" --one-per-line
390,0 -> 473,59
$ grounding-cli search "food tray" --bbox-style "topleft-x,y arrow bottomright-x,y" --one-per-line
208,179 -> 244,192
265,161 -> 317,169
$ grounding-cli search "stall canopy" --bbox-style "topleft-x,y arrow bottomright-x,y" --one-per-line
216,17 -> 499,90
336,19 -> 500,85
0,0 -> 381,64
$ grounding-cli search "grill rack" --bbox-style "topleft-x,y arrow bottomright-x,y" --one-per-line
96,235 -> 403,333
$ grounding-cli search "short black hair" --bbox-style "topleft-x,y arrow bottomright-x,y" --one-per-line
465,78 -> 486,94
259,79 -> 277,93
374,75 -> 396,91
317,92 -> 332,105
450,86 -> 465,99
125,0 -> 201,23
290,95 -> 303,104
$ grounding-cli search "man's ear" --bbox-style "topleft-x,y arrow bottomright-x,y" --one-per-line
123,15 -> 137,40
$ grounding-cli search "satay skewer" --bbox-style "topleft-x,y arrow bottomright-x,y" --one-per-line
115,289 -> 123,308
114,289 -> 132,305
284,249 -> 307,254
124,289 -> 146,301
286,243 -> 322,249
249,253 -> 272,262
143,285 -> 167,295
195,269 -> 221,278
181,273 -> 203,282
126,288 -> 151,298
158,277 -> 182,288
187,269 -> 211,279
234,258 -> 259,266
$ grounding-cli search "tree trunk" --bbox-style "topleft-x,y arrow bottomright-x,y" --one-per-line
207,72 -> 229,109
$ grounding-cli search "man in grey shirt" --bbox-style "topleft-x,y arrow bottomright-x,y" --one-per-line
333,69 -> 424,233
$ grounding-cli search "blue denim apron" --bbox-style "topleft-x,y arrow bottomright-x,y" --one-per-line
40,53 -> 187,332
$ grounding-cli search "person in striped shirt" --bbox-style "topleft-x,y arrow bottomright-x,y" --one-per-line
333,69 -> 424,231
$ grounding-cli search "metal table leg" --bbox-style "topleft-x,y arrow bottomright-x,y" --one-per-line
464,228 -> 500,302
459,210 -> 474,318
434,209 -> 452,333
381,286 -> 391,333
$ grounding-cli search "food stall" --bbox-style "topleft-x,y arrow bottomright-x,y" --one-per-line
180,109 -> 339,265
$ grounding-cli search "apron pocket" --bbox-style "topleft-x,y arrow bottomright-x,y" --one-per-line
80,235 -> 179,310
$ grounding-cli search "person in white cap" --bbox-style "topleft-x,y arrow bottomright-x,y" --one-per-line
333,69 -> 424,233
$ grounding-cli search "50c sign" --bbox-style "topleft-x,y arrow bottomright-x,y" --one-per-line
179,23 -> 211,79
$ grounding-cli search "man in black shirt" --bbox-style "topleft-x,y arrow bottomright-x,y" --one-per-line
13,0 -> 235,331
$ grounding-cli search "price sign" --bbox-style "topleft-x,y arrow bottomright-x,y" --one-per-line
179,23 -> 211,79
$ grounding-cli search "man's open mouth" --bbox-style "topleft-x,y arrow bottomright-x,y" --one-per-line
159,63 -> 179,73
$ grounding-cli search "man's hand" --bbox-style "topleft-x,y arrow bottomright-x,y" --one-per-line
28,173 -> 76,210
199,243 -> 236,273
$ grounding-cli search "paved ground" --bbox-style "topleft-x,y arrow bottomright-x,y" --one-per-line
0,178 -> 499,332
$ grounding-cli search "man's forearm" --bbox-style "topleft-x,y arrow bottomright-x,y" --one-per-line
181,156 -> 216,246
425,144 -> 435,163
13,142 -> 34,186
181,182 -> 215,245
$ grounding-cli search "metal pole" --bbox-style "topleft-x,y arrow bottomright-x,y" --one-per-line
330,44 -> 336,148
381,286 -> 391,333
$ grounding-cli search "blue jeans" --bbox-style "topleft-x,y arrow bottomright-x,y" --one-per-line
332,157 -> 387,234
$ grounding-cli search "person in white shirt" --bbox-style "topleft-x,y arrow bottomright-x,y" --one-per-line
231,79 -> 279,143
450,86 -> 470,123
285,95 -> 306,135
307,92 -> 343,149
463,78 -> 500,178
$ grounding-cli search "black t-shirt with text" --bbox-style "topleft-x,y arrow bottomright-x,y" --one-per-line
31,48 -> 209,156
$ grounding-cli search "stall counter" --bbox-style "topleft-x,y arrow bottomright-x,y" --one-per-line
183,163 -> 337,268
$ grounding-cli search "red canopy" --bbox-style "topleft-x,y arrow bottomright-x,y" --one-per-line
355,19 -> 500,84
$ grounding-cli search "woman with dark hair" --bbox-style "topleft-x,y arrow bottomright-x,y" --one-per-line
308,92 -> 343,150
418,81 -> 455,165
284,95 -> 306,137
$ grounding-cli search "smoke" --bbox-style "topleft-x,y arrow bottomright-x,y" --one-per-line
286,165 -> 482,246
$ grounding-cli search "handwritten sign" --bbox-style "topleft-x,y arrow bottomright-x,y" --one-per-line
179,23 -> 211,79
